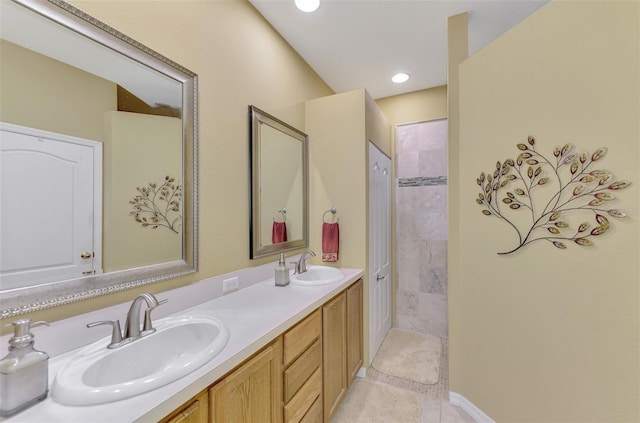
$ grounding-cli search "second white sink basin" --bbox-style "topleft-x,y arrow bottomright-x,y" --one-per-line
291,265 -> 345,286
52,312 -> 229,406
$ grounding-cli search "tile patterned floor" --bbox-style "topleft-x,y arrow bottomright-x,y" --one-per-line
335,336 -> 475,423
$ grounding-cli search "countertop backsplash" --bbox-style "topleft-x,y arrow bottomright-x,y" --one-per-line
0,254 -> 309,359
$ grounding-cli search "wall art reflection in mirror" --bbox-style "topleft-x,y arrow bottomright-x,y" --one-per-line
129,176 -> 182,234
249,105 -> 308,259
475,136 -> 631,255
0,0 -> 198,318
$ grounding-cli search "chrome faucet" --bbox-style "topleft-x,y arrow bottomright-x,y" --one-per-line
293,250 -> 316,274
87,293 -> 167,349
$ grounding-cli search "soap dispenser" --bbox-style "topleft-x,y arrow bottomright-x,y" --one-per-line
0,319 -> 50,417
275,253 -> 290,286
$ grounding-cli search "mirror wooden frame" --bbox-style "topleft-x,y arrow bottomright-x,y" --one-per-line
0,0 -> 198,319
249,105 -> 308,259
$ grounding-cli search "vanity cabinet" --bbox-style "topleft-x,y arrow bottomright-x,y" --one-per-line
209,338 -> 283,423
322,279 -> 364,422
160,278 -> 362,423
283,309 -> 323,423
161,390 -> 209,423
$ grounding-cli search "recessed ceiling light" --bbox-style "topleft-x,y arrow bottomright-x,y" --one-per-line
392,73 -> 410,83
295,0 -> 320,13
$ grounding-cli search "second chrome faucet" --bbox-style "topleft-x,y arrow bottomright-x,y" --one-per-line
292,250 -> 316,274
87,293 -> 167,349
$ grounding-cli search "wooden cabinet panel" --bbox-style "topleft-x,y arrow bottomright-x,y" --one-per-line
284,368 -> 322,423
161,391 -> 208,423
322,292 -> 347,422
299,396 -> 322,423
346,279 -> 363,386
209,339 -> 283,423
283,309 -> 321,366
284,339 -> 321,402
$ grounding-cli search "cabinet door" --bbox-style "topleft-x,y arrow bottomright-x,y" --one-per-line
346,279 -> 363,386
210,339 -> 283,423
322,292 -> 347,422
162,391 -> 208,423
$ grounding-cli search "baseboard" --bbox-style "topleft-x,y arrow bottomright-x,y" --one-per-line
356,366 -> 367,378
449,392 -> 496,423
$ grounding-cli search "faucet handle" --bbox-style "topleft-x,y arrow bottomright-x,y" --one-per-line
87,320 -> 130,349
142,298 -> 168,335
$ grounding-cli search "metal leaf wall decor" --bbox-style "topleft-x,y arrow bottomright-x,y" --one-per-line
475,136 -> 631,255
129,175 -> 182,233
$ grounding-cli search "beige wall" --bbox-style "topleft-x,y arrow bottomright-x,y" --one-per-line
365,90 -> 392,157
306,88 -> 391,364
376,85 -> 447,128
0,40 -> 115,141
453,1 -> 639,421
306,90 -> 367,271
16,0 -> 333,323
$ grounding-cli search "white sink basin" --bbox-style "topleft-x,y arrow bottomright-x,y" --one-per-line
291,265 -> 345,286
52,312 -> 229,406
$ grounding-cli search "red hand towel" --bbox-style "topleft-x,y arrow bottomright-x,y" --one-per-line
322,222 -> 339,262
272,221 -> 287,244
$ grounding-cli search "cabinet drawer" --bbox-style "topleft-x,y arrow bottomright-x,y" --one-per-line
300,395 -> 322,423
284,367 -> 322,423
284,309 -> 321,366
284,339 -> 321,402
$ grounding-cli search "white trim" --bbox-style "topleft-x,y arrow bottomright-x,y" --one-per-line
368,141 -> 392,365
449,391 -> 496,423
356,367 -> 367,378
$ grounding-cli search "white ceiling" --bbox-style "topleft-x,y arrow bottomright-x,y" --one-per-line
249,0 -> 549,99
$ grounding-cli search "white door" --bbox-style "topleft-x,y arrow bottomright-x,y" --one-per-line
369,142 -> 392,363
0,123 -> 102,289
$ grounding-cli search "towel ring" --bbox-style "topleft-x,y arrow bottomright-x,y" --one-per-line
323,206 -> 338,223
274,208 -> 286,223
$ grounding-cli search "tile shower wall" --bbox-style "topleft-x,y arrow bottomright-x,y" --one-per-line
396,119 -> 448,339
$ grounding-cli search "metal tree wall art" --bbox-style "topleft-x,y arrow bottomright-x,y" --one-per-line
476,136 -> 631,254
129,176 -> 181,233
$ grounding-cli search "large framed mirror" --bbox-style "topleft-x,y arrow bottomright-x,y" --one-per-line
0,0 -> 198,318
249,106 -> 308,259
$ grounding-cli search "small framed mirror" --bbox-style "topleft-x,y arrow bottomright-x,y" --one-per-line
249,105 -> 308,259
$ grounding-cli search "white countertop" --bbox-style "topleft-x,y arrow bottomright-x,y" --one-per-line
2,268 -> 363,423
